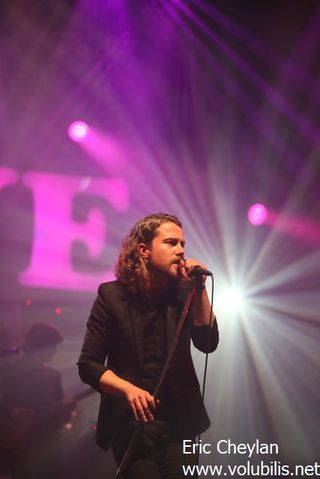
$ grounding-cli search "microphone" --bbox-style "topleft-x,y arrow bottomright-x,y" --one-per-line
189,266 -> 213,277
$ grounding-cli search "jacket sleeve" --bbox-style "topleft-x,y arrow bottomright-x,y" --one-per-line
190,319 -> 219,354
177,285 -> 219,354
77,284 -> 113,391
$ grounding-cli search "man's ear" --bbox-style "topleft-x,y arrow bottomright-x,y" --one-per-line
138,243 -> 151,259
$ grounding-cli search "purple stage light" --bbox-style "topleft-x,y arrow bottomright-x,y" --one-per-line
68,121 -> 90,142
248,203 -> 268,225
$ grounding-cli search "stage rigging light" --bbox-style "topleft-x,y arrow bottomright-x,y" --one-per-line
68,121 -> 90,142
248,203 -> 268,225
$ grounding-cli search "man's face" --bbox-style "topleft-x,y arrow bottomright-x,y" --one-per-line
147,222 -> 185,280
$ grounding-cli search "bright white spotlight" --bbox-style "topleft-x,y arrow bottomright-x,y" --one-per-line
216,287 -> 245,315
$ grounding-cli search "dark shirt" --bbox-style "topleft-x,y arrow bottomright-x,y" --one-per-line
140,294 -> 176,427
141,301 -> 167,393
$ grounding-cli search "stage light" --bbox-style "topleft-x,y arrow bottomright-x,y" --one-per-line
68,121 -> 90,142
215,286 -> 245,315
55,307 -> 62,315
24,298 -> 32,306
248,203 -> 268,225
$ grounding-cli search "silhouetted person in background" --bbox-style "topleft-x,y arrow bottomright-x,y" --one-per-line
0,321 -> 19,479
0,322 -> 74,479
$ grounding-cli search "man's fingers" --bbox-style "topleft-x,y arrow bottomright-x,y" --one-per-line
126,387 -> 158,422
140,397 -> 154,421
130,397 -> 150,422
130,400 -> 139,422
146,394 -> 157,411
178,261 -> 188,279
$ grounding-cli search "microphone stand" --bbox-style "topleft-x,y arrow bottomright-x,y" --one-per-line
114,276 -> 200,479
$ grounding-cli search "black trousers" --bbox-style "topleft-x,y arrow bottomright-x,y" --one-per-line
112,419 -> 196,479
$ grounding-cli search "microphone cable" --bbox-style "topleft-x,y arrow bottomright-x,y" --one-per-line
194,273 -> 215,476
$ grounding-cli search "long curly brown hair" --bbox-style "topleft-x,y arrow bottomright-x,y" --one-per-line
115,213 -> 182,295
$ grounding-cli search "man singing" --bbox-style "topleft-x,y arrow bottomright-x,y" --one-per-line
78,213 -> 219,478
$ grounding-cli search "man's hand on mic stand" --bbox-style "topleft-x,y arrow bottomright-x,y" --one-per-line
178,258 -> 216,327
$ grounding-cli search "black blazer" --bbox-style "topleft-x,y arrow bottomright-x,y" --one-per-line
78,281 -> 219,450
